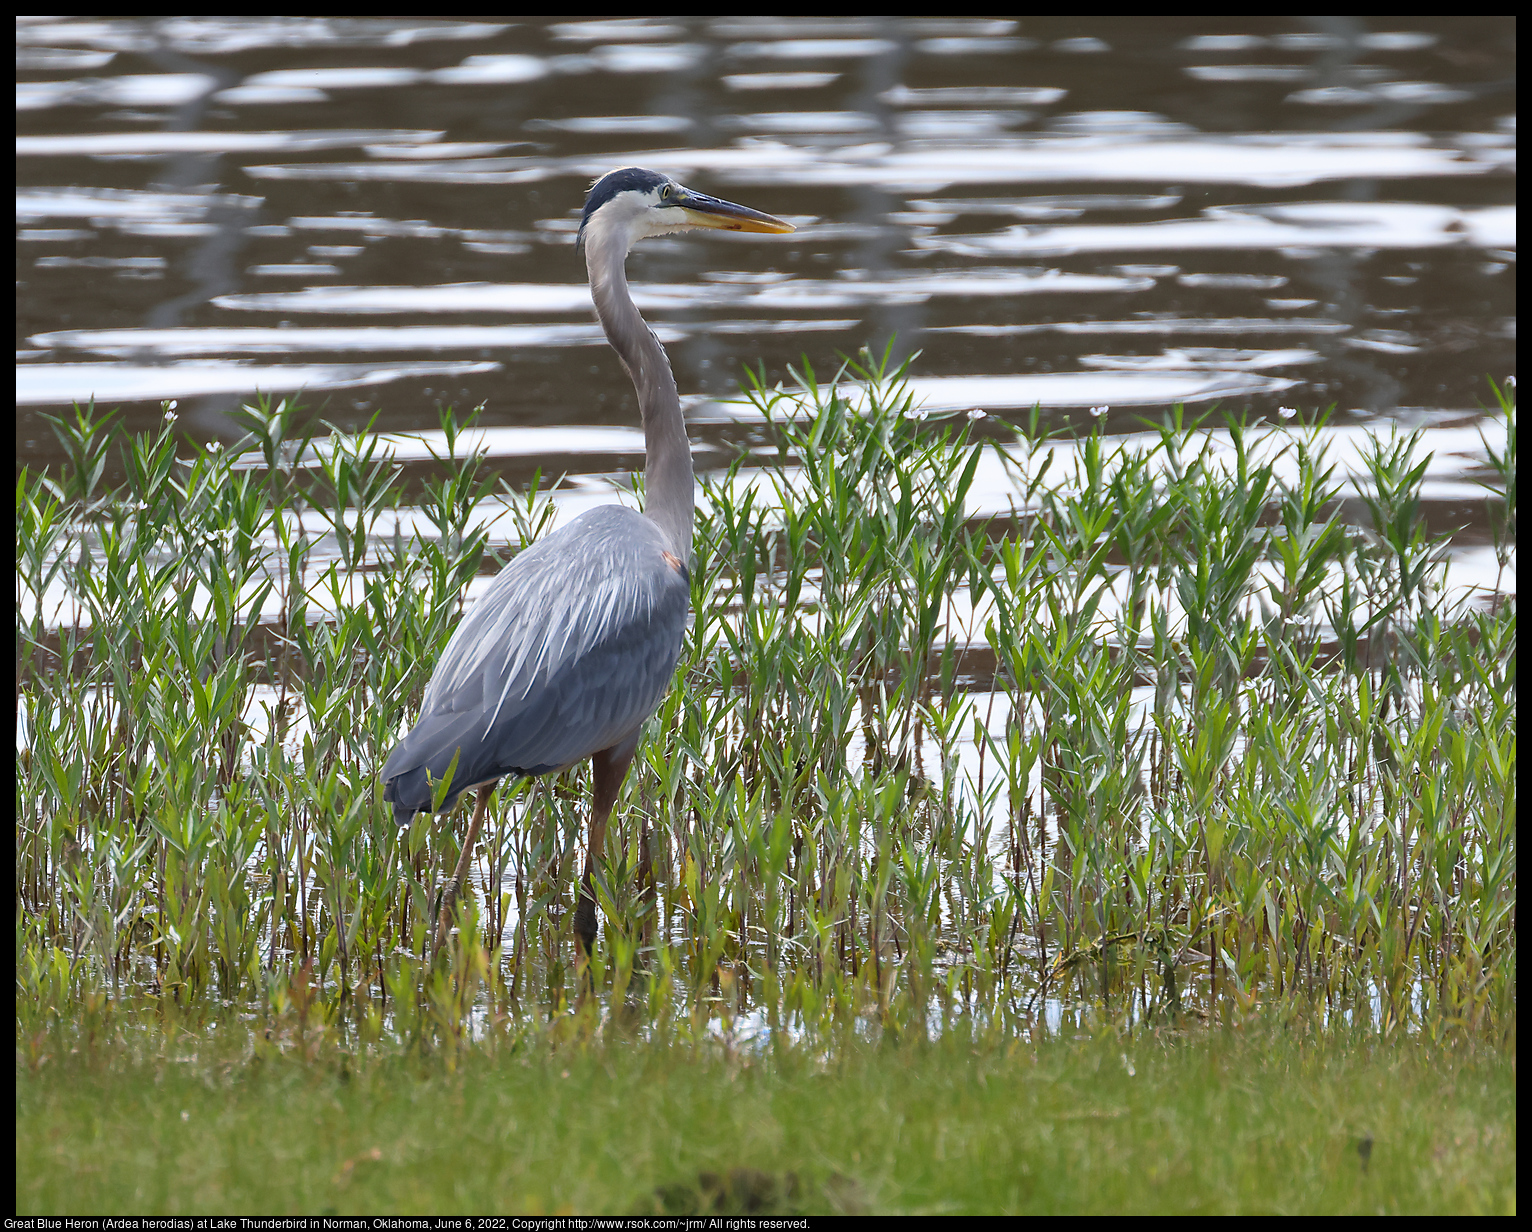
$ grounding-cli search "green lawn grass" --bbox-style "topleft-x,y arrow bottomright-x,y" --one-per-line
16,1023 -> 1515,1215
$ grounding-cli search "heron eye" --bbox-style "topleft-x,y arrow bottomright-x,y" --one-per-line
661,185 -> 671,200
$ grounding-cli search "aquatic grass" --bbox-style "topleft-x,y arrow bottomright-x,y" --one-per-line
14,355 -> 1516,1054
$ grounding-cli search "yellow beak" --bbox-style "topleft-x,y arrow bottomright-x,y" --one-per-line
677,188 -> 795,234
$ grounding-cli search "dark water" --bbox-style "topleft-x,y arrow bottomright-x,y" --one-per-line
18,16 -> 1515,489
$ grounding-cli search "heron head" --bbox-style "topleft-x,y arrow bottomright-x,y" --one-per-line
576,166 -> 794,255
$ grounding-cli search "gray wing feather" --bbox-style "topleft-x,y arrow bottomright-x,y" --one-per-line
381,505 -> 689,815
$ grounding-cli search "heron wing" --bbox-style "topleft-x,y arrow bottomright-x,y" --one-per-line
381,505 -> 689,814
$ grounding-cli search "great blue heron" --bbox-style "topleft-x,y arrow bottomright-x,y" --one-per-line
381,167 -> 794,958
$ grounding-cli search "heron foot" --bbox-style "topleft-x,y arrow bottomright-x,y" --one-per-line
434,875 -> 463,954
573,892 -> 598,960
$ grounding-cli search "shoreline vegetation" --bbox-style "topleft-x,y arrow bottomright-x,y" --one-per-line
16,354 -> 1515,1212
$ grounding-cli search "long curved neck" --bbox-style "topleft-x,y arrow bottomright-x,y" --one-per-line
584,229 -> 694,558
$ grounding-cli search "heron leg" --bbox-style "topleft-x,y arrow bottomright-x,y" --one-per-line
573,741 -> 637,960
434,785 -> 493,957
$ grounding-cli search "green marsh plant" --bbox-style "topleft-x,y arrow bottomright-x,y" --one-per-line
15,357 -> 1516,1053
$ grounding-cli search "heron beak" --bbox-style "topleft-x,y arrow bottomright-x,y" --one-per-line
676,189 -> 795,234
